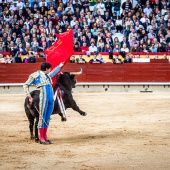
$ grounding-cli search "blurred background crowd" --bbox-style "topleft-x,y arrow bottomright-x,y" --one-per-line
0,0 -> 170,63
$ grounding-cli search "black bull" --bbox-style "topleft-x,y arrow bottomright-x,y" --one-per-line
24,72 -> 87,142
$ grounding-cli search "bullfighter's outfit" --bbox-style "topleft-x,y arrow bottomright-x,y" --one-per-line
23,65 -> 61,144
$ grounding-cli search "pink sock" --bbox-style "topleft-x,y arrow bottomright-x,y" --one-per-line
43,127 -> 48,141
39,128 -> 45,141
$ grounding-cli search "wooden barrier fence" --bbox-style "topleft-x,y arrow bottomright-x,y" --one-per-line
0,63 -> 170,83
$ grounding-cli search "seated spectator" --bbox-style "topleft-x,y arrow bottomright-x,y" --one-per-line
39,50 -> 46,59
17,43 -> 26,53
89,42 -> 97,54
113,44 -> 120,52
128,29 -> 137,42
76,54 -> 87,63
1,55 -> 11,64
74,42 -> 81,52
89,53 -> 102,64
47,36 -> 55,48
0,54 -> 4,63
129,36 -> 139,47
131,43 -> 140,52
161,38 -> 167,49
13,52 -> 22,63
97,43 -> 106,52
121,36 -> 130,49
81,42 -> 90,56
105,44 -> 112,52
7,41 -> 17,53
115,16 -> 123,33
113,37 -> 120,48
144,4 -> 152,17
9,54 -> 15,63
142,44 -> 150,52
70,56 -> 76,63
29,52 -> 36,63
112,54 -> 122,64
149,43 -> 157,52
123,55 -> 132,63
73,0 -> 82,12
39,41 -> 47,51
39,0 -> 47,8
65,3 -> 74,14
32,42 -> 39,52
80,35 -> 90,47
0,41 -> 5,52
165,42 -> 170,52
31,0 -> 39,8
120,44 -> 129,52
25,44 -> 32,53
98,53 -> 106,63
23,52 -> 36,63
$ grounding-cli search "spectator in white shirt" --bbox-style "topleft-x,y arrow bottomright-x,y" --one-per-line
144,4 -> 152,17
115,16 -> 123,33
121,44 -> 129,52
16,0 -> 25,10
0,54 -> 11,64
9,2 -> 18,11
39,0 -> 47,7
89,42 -> 97,53
70,16 -> 77,28
96,0 -> 105,16
140,13 -> 150,24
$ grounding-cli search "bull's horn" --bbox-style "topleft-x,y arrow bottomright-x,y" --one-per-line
70,68 -> 82,75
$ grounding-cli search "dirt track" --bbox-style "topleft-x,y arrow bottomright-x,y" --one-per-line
0,93 -> 170,170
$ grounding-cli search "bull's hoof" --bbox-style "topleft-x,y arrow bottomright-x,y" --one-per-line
61,117 -> 67,121
81,112 -> 87,116
35,138 -> 39,143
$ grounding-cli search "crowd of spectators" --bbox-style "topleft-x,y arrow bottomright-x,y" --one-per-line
0,0 -> 170,63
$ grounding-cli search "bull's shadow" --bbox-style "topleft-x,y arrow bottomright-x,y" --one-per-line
24,72 -> 87,142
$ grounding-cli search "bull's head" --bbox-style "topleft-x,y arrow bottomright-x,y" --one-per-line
69,68 -> 82,88
54,69 -> 82,91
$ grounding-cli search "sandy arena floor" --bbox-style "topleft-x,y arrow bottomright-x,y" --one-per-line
0,92 -> 170,170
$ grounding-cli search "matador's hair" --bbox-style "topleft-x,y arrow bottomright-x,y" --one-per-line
40,62 -> 52,71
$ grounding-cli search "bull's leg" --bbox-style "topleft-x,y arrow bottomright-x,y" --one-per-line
58,112 -> 67,121
25,106 -> 35,140
34,117 -> 39,142
70,99 -> 87,116
29,118 -> 35,140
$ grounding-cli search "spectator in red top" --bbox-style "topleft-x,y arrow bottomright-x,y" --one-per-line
81,42 -> 89,53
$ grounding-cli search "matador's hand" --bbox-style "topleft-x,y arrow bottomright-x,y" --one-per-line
59,62 -> 64,67
28,96 -> 33,105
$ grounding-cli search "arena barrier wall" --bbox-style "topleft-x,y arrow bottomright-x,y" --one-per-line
0,63 -> 170,93
1,63 -> 170,83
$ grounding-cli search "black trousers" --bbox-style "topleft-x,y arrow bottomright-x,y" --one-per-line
116,25 -> 123,32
